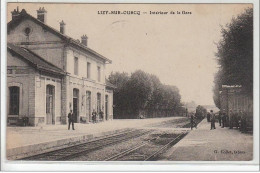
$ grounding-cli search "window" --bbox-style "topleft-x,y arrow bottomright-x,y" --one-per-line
97,66 -> 101,82
74,57 -> 78,75
97,93 -> 101,112
46,85 -> 54,114
9,86 -> 19,115
87,62 -> 91,79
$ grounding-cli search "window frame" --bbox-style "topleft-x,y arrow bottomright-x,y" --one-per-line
74,56 -> 79,75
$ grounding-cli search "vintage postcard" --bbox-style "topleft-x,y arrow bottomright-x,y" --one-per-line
1,0 -> 259,171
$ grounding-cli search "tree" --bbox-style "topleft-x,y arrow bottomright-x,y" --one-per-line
127,70 -> 153,112
213,7 -> 253,108
108,70 -> 183,118
195,105 -> 207,119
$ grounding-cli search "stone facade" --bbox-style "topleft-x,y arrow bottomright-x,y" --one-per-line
7,7 -> 114,126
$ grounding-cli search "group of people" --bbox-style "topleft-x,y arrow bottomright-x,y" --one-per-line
207,109 -> 248,133
67,109 -> 104,130
91,109 -> 104,124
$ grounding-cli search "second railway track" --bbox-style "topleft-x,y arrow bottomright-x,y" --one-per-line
104,132 -> 187,161
19,129 -> 153,161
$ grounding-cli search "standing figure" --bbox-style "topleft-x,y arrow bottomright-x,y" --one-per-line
234,110 -> 240,129
229,109 -> 234,129
221,112 -> 227,128
218,111 -> 222,126
99,109 -> 104,121
238,110 -> 243,131
190,114 -> 197,130
207,112 -> 211,122
241,111 -> 247,133
68,110 -> 75,130
210,110 -> 216,130
92,109 -> 97,123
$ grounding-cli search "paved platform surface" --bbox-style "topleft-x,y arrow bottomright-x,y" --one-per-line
160,119 -> 253,161
6,117 -> 187,159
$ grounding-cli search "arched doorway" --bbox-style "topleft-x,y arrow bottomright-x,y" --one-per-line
105,95 -> 108,120
46,85 -> 55,125
73,88 -> 79,123
86,91 -> 91,122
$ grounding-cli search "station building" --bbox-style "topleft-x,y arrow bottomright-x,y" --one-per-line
7,7 -> 114,126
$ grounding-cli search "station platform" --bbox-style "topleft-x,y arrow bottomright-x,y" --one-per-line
6,117 -> 186,160
161,119 -> 253,161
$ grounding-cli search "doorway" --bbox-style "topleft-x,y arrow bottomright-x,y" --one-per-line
46,85 -> 55,125
73,88 -> 79,123
9,86 -> 20,115
86,91 -> 91,122
105,95 -> 108,120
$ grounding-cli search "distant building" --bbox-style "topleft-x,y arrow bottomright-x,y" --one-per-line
7,7 -> 114,126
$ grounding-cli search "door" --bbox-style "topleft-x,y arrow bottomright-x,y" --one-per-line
73,89 -> 79,123
46,85 -> 55,125
9,86 -> 20,115
97,93 -> 101,111
86,91 -> 91,122
105,95 -> 108,120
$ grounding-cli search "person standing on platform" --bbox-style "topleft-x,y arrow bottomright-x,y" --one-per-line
234,110 -> 239,129
229,109 -> 234,129
190,113 -> 197,130
241,111 -> 247,133
238,110 -> 243,131
207,112 -> 211,122
99,108 -> 104,122
68,110 -> 75,130
92,109 -> 97,123
222,111 -> 227,128
210,110 -> 216,130
218,111 -> 222,126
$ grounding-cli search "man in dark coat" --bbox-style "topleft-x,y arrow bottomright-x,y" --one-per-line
207,112 -> 211,122
221,111 -> 227,128
229,109 -> 234,129
210,110 -> 216,130
68,110 -> 75,130
241,111 -> 247,133
99,109 -> 104,121
92,109 -> 97,123
218,111 -> 222,126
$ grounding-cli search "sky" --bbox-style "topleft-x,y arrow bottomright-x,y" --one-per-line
7,3 -> 252,105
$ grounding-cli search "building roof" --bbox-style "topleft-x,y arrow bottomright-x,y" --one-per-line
7,9 -> 112,64
7,43 -> 66,75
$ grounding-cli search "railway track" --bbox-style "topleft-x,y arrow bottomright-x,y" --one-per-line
19,129 -> 153,161
104,132 -> 187,161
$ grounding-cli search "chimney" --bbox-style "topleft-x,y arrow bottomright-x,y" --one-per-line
60,20 -> 66,34
11,6 -> 20,20
37,7 -> 47,23
81,35 -> 88,46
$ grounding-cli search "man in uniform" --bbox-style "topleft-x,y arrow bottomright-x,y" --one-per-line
234,110 -> 239,129
210,110 -> 216,130
221,110 -> 227,128
190,113 -> 197,130
92,109 -> 97,123
229,109 -> 234,129
68,110 -> 75,130
207,112 -> 211,122
241,110 -> 247,133
99,108 -> 104,122
218,111 -> 222,126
